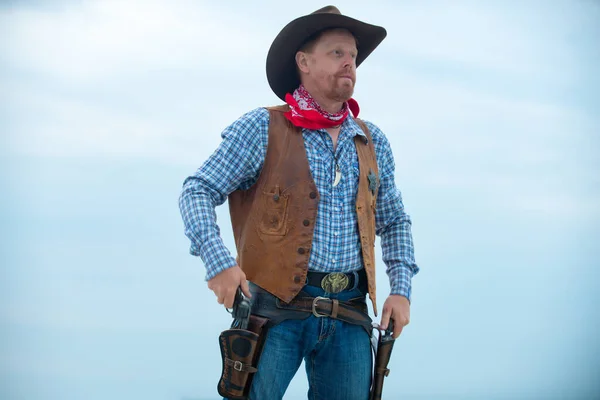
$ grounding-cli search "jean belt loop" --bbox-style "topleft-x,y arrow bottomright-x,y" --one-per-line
351,270 -> 360,291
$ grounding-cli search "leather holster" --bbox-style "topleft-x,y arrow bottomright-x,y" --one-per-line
369,323 -> 396,400
217,315 -> 269,400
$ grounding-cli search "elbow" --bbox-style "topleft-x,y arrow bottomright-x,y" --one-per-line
178,176 -> 198,214
376,210 -> 412,237
178,174 -> 224,212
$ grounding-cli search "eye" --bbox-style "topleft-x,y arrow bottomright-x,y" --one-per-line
333,49 -> 343,57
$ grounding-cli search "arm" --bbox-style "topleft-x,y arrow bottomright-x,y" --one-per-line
368,122 -> 419,302
366,121 -> 419,338
178,108 -> 269,282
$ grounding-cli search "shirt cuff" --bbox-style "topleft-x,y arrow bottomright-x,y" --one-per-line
199,237 -> 238,281
388,263 -> 414,303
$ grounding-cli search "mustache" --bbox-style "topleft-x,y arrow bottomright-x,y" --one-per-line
336,70 -> 355,80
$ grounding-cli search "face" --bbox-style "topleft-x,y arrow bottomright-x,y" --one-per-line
296,29 -> 358,102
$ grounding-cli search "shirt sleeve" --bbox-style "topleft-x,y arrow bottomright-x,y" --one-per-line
364,121 -> 420,302
178,107 -> 269,280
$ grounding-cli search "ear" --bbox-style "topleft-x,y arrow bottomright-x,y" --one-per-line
295,51 -> 310,74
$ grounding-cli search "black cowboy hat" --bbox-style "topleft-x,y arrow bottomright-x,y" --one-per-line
266,5 -> 387,101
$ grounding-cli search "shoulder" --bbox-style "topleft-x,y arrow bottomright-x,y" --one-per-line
225,107 -> 270,132
354,117 -> 397,175
221,107 -> 271,142
355,118 -> 391,149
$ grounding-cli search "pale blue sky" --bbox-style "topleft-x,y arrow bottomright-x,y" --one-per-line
1,1 -> 599,399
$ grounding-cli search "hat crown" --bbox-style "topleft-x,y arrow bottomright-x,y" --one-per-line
311,5 -> 341,15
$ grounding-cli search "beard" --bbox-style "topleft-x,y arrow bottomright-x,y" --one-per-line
328,75 -> 355,102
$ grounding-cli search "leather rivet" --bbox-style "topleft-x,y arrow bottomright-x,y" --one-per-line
309,192 -> 317,199
298,248 -> 305,255
303,219 -> 310,226
273,194 -> 280,201
294,275 -> 302,284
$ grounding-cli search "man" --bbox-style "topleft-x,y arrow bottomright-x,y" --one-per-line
179,6 -> 419,400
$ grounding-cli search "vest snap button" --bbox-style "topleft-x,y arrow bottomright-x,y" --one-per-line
309,192 -> 317,199
273,194 -> 280,201
293,275 -> 302,284
297,247 -> 305,254
303,219 -> 310,226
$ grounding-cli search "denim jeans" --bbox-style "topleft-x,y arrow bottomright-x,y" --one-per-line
226,283 -> 373,400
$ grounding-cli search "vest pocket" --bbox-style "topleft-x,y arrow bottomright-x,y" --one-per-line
257,186 -> 289,236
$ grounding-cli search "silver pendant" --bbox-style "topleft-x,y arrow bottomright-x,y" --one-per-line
333,164 -> 342,187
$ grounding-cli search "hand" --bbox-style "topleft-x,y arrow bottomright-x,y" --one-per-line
207,265 -> 252,309
379,295 -> 410,339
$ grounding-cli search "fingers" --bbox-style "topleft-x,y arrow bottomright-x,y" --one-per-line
208,265 -> 248,307
216,289 -> 225,306
223,287 -> 237,309
213,287 -> 234,308
379,304 -> 392,331
240,278 -> 252,299
394,315 -> 410,338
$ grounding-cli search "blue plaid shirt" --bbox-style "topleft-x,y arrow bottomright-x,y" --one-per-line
179,107 -> 419,300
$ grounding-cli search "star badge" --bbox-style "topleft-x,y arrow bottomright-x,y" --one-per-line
368,169 -> 379,195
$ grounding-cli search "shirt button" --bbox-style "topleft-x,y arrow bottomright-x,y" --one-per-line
309,192 -> 317,199
303,219 -> 310,226
298,248 -> 305,255
334,231 -> 339,236
332,259 -> 336,264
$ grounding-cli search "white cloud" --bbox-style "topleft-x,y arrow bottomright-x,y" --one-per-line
3,75 -> 277,165
1,0 -> 273,82
375,1 -> 584,81
4,0 -> 588,85
6,83 -> 185,160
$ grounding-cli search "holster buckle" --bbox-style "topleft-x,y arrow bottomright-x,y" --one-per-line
234,361 -> 243,371
312,296 -> 328,318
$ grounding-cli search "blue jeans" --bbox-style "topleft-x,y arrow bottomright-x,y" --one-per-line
230,284 -> 373,400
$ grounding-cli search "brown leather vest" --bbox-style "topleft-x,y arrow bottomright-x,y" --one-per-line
228,105 -> 381,315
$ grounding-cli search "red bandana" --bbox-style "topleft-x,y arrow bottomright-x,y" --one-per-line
283,85 -> 360,130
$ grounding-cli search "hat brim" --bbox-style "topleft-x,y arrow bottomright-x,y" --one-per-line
266,13 -> 387,101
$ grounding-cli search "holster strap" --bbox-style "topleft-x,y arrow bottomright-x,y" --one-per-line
224,357 -> 257,373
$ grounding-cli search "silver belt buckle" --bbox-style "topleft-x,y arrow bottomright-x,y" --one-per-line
312,296 -> 328,317
321,272 -> 350,293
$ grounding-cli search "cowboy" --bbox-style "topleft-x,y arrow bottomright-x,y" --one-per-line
179,6 -> 419,400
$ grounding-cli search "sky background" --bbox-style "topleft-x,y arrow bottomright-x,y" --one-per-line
1,0 -> 599,399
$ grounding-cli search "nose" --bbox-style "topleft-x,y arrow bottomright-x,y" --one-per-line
342,57 -> 355,71
343,54 -> 357,69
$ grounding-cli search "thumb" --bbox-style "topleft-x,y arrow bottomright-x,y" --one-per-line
379,304 -> 392,331
240,278 -> 252,299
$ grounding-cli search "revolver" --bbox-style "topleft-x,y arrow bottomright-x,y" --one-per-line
230,287 -> 251,330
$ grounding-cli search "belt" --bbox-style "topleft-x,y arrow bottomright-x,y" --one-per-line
306,268 -> 367,293
276,296 -> 372,331
249,283 -> 372,332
